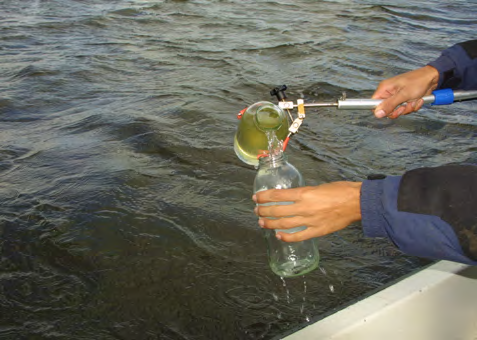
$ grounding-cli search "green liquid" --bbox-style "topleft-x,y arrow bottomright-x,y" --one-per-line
234,107 -> 288,166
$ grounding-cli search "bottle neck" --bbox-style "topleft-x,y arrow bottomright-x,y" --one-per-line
258,152 -> 286,169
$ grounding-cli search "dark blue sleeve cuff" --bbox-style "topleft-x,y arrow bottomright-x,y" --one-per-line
427,54 -> 456,89
360,178 -> 390,238
427,43 -> 477,90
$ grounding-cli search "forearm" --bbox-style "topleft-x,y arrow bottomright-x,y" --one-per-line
427,40 -> 477,90
360,165 -> 477,265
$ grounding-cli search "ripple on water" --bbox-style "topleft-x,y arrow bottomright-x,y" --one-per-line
0,270 -> 88,312
0,0 -> 475,339
224,284 -> 274,310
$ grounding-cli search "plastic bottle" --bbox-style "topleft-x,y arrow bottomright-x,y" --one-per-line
234,101 -> 289,166
253,151 -> 320,277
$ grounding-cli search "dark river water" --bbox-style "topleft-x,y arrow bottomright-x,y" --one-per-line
0,0 -> 476,339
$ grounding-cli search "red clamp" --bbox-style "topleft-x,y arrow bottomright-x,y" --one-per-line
237,108 -> 247,119
257,150 -> 269,159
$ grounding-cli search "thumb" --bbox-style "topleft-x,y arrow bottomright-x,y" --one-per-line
374,91 -> 409,119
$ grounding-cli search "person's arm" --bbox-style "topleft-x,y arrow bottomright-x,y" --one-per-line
428,40 -> 477,90
361,165 -> 477,265
254,165 -> 477,265
373,40 -> 477,119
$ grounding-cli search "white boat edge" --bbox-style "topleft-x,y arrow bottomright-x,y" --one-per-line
281,260 -> 477,340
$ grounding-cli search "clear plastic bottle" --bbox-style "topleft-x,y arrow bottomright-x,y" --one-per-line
234,101 -> 289,166
253,152 -> 320,278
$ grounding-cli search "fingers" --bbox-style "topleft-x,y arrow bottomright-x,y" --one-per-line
258,215 -> 305,231
259,217 -> 324,243
387,102 -> 411,119
257,215 -> 330,242
252,183 -> 360,243
277,227 -> 323,243
413,98 -> 425,111
372,65 -> 439,120
253,187 -> 305,204
375,96 -> 424,119
373,89 -> 410,118
254,203 -> 306,218
386,98 -> 424,119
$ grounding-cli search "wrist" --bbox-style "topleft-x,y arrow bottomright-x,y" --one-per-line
350,182 -> 363,222
341,182 -> 362,223
422,65 -> 439,91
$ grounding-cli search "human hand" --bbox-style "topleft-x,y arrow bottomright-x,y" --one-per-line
373,65 -> 439,119
252,182 -> 362,242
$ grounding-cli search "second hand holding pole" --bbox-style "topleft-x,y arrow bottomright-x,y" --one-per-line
271,85 -> 477,151
280,89 -> 477,110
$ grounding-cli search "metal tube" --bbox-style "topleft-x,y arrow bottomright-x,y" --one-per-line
454,90 -> 477,101
302,102 -> 338,108
337,91 -> 477,110
421,95 -> 436,104
298,90 -> 477,111
337,99 -> 382,110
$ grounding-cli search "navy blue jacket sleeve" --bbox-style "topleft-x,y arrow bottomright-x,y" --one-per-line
427,40 -> 477,90
360,169 -> 477,265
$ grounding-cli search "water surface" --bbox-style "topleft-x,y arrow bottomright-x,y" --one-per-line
0,0 -> 476,339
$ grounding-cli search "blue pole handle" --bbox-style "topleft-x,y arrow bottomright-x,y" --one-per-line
432,89 -> 454,105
